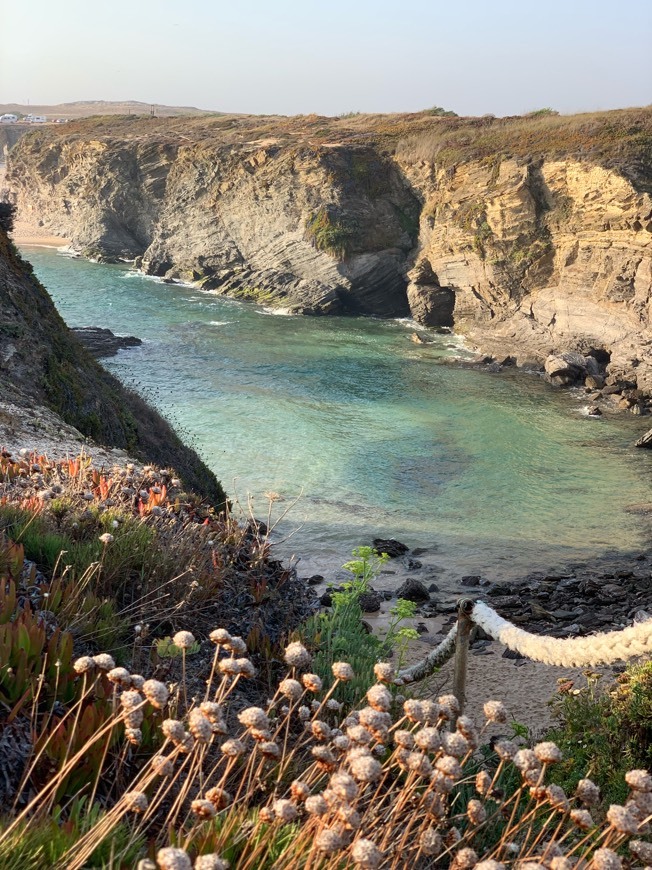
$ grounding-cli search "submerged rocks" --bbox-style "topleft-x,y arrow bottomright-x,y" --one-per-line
396,578 -> 431,603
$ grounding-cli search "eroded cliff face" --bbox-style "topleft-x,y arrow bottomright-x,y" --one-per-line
401,156 -> 652,387
5,110 -> 652,390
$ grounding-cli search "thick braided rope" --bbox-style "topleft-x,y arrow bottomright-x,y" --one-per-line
471,600 -> 652,667
399,623 -> 458,682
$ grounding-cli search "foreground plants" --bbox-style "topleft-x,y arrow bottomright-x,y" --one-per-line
1,627 -> 650,869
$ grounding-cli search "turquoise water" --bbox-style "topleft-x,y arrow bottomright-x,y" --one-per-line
22,246 -> 652,587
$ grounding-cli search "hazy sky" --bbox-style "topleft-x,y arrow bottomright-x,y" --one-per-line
2,0 -> 650,116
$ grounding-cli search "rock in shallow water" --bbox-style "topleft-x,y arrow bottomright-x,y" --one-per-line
72,327 -> 142,358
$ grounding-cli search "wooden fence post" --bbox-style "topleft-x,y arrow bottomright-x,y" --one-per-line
452,597 -> 475,717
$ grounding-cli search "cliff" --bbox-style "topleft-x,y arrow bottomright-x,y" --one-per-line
5,108 -> 652,388
0,220 -> 227,505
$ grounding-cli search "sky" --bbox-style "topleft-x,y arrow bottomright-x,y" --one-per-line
1,0 -> 651,117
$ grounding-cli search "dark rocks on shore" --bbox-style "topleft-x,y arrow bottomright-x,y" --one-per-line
358,589 -> 383,613
373,538 -> 409,557
72,326 -> 142,358
396,578 -> 431,603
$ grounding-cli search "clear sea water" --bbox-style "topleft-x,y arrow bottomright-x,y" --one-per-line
22,246 -> 652,589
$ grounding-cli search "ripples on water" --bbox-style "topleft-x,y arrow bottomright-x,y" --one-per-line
22,247 -> 652,589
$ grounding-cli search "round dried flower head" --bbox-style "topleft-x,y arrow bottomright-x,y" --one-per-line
630,840 -> 652,863
305,794 -> 328,815
436,754 -> 462,779
631,789 -> 652,815
156,847 -> 192,870
151,755 -> 174,777
226,636 -> 248,656
391,732 -> 414,754
172,631 -> 195,650
351,838 -> 382,869
515,864 -> 544,870
290,779 -> 310,802
467,799 -> 487,825
188,709 -> 213,743
191,799 -> 217,819
476,862 -> 506,870
445,828 -> 462,847
107,667 -> 131,686
476,770 -> 492,796
124,790 -> 148,813
330,772 -> 358,802
298,705 -> 310,721
260,740 -> 280,759
99,533 -> 114,544
218,658 -> 241,676
404,699 -> 425,723
549,859 -> 573,870
437,694 -> 460,720
177,732 -> 194,754
350,755 -> 382,783
348,724 -> 372,745
493,739 -> 516,761
546,785 -> 569,812
414,727 -> 441,753
209,628 -> 232,645
443,731 -> 470,758
194,856 -> 229,870
576,778 -> 600,806
162,719 -> 186,742
534,741 -> 563,764
238,707 -> 269,731
125,727 -> 142,745
312,745 -> 336,770
338,804 -> 362,830
142,679 -> 169,709
272,798 -> 298,823
420,828 -> 443,857
93,653 -> 115,671
431,770 -> 455,793
359,707 -> 391,731
483,700 -> 508,723
333,735 -> 351,752
205,787 -> 231,809
311,719 -> 331,741
373,661 -> 395,683
366,684 -> 392,712
332,661 -> 354,681
279,678 -> 303,700
259,806 -> 276,824
137,861 -> 157,870
315,829 -> 344,854
221,738 -> 245,758
626,769 -> 652,792
121,690 -> 143,711
200,701 -> 224,722
457,714 -> 478,740
453,847 -> 479,869
513,749 -> 540,772
284,641 -> 311,670
606,803 -> 638,835
131,674 -> 145,690
301,672 -> 322,693
592,848 -> 622,870
408,752 -> 433,778
73,656 -> 95,675
570,808 -> 594,830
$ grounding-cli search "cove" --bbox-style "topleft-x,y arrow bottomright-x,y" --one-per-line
22,246 -> 652,590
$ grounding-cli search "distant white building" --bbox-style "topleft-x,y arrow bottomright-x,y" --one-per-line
0,114 -> 18,124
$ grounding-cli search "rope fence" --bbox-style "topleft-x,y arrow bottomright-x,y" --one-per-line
398,596 -> 652,711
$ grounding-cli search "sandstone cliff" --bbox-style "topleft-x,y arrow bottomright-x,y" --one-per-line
5,109 -> 652,390
0,219 -> 226,505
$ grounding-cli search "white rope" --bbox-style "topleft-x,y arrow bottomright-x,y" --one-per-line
471,600 -> 652,667
399,623 -> 458,682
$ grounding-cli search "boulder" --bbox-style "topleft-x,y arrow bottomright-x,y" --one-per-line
544,352 -> 597,386
634,427 -> 652,448
71,326 -> 142,358
396,578 -> 431,603
373,538 -> 409,558
358,590 -> 382,613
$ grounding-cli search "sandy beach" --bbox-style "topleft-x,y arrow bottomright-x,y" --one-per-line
11,218 -> 70,247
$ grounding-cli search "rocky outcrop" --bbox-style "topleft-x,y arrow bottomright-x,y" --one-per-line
71,326 -> 142,358
4,109 -> 652,392
0,227 -> 226,504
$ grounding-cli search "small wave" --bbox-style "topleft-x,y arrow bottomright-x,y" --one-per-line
256,306 -> 296,317
577,404 -> 604,418
208,320 -> 234,326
